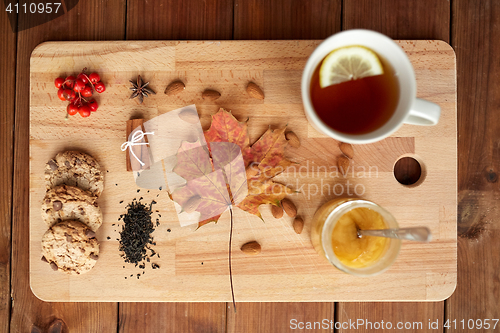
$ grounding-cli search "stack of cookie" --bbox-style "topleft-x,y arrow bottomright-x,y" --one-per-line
41,151 -> 104,275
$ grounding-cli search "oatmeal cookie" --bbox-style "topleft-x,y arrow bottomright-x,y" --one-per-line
41,220 -> 99,275
41,185 -> 102,231
45,151 -> 104,197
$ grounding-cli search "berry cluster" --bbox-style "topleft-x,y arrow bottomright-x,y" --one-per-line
55,68 -> 105,117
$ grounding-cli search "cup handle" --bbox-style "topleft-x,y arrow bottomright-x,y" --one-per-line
404,98 -> 441,126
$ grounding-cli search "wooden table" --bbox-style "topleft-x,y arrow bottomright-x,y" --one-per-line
1,0 -> 498,332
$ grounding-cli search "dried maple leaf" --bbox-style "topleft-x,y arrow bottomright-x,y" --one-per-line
171,108 -> 293,228
171,140 -> 247,226
171,141 -> 229,223
203,108 -> 293,224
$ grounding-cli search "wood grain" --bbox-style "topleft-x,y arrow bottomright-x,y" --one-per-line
0,4 -> 16,333
29,40 -> 456,302
126,0 -> 233,40
337,302 -> 444,332
449,0 -> 500,329
234,0 -> 341,39
394,157 -> 422,186
119,303 -> 226,333
227,302 -> 334,332
343,0 -> 450,43
340,1 -> 451,331
10,0 -> 125,331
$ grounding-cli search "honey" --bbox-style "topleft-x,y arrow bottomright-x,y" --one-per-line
331,207 -> 388,268
310,198 -> 400,276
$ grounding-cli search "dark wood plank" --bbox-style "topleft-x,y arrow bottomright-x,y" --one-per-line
119,303 -> 226,333
234,0 -> 341,39
227,303 -> 334,333
340,1 -> 450,330
343,0 -> 450,43
126,0 -> 233,40
337,303 -> 444,332
10,0 -> 126,331
449,0 -> 500,330
0,5 -> 16,333
394,157 -> 422,186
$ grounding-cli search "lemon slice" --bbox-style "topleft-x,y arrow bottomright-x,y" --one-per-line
319,46 -> 384,88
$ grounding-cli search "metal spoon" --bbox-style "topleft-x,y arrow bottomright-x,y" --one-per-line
356,227 -> 432,242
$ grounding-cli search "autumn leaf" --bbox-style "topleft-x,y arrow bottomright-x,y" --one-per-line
171,140 -> 247,227
237,126 -> 294,217
171,140 -> 230,224
204,109 -> 249,152
171,108 -> 293,228
204,108 -> 293,222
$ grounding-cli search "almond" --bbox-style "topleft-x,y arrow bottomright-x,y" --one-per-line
285,131 -> 300,148
340,142 -> 354,159
271,204 -> 284,219
293,217 -> 304,234
241,241 -> 261,255
202,89 -> 221,101
178,109 -> 199,124
164,80 -> 185,96
183,195 -> 202,213
246,82 -> 265,100
337,156 -> 350,176
281,198 -> 297,217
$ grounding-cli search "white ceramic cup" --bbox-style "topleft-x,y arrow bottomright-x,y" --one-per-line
301,29 -> 441,144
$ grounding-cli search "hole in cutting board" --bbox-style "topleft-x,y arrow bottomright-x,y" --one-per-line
393,156 -> 426,187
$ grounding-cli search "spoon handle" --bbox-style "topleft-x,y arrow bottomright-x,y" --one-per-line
359,227 -> 432,242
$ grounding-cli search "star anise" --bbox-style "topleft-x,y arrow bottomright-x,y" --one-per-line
129,75 -> 156,104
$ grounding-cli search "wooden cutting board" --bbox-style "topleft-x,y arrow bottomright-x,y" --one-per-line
29,40 -> 456,302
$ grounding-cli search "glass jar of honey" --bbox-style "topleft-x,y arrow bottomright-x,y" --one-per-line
311,198 -> 401,276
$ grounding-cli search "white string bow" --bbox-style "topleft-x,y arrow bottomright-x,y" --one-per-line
121,130 -> 154,166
